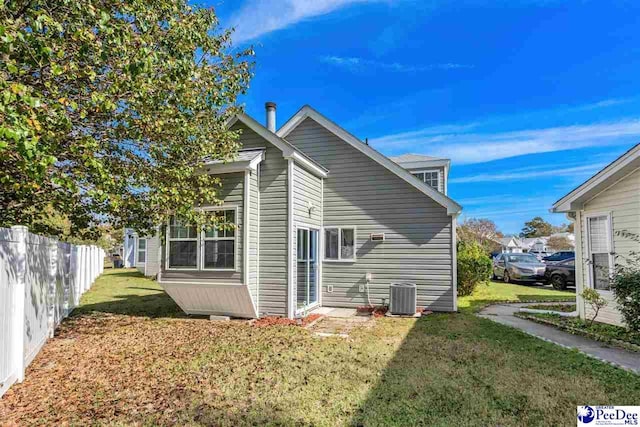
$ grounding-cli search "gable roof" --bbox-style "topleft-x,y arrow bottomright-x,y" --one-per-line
277,105 -> 462,216
227,113 -> 328,178
552,143 -> 640,213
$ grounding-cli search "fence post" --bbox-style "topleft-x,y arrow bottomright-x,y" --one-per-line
10,225 -> 27,383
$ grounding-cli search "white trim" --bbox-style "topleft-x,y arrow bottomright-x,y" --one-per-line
411,169 -> 442,193
202,151 -> 265,174
584,211 -> 614,292
228,113 -> 328,179
452,215 -> 458,311
200,207 -> 238,272
165,221 -> 199,271
277,105 -> 462,215
283,150 -> 329,179
319,178 -> 323,308
287,158 -> 295,319
165,207 -> 239,272
294,224 -> 321,316
552,143 -> 640,212
323,226 -> 357,262
136,237 -> 147,266
243,170 -> 250,286
256,165 -> 261,315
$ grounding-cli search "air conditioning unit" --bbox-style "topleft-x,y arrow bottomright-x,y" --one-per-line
389,282 -> 416,315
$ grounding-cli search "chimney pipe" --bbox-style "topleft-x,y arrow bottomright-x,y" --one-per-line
265,101 -> 276,132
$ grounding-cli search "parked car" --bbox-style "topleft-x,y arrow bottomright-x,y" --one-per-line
542,251 -> 575,264
493,253 -> 547,284
544,257 -> 575,290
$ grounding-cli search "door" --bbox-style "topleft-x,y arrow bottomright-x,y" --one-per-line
297,228 -> 318,311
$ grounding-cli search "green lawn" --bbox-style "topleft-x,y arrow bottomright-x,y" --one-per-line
458,280 -> 575,313
1,270 -> 638,426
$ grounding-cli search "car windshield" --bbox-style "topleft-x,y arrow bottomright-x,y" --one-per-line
505,254 -> 539,263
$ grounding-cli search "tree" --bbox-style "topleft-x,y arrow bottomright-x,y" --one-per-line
457,217 -> 503,253
581,288 -> 607,327
547,235 -> 573,251
1,0 -> 254,238
520,217 -> 554,238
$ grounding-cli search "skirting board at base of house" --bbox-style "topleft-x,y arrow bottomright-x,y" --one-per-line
209,315 -> 231,321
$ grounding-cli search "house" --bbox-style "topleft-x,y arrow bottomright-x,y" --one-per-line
521,237 -> 549,254
498,236 -> 525,253
123,229 -> 161,277
149,103 -> 462,319
551,143 -> 640,326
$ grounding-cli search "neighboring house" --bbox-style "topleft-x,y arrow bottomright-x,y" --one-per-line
552,143 -> 640,327
521,237 -> 549,253
148,103 -> 462,319
124,229 -> 161,277
498,236 -> 525,253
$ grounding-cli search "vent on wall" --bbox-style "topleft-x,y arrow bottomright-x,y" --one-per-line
389,282 -> 416,315
370,233 -> 385,241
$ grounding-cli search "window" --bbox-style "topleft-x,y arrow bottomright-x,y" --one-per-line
137,238 -> 147,264
587,215 -> 612,290
166,208 -> 237,271
202,210 -> 236,270
413,170 -> 440,191
324,227 -> 355,261
168,217 -> 198,269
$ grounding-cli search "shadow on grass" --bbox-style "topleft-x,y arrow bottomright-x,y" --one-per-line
72,269 -> 188,319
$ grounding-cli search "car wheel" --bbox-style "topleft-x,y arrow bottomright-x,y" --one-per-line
503,270 -> 511,284
550,274 -> 567,290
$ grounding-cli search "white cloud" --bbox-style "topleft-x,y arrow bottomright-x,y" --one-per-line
450,163 -> 606,184
229,0 -> 381,43
371,119 -> 640,164
320,56 -> 473,73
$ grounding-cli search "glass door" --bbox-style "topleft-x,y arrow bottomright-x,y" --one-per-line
297,228 -> 318,310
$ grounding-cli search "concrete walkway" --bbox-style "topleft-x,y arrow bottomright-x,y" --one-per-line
478,303 -> 640,374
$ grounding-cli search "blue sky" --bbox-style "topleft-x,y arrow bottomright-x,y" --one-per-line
208,0 -> 640,235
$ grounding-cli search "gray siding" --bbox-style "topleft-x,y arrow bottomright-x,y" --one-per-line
235,123 -> 289,317
293,162 -> 323,227
577,168 -> 640,326
162,172 -> 244,283
286,117 -> 454,311
247,169 -> 259,309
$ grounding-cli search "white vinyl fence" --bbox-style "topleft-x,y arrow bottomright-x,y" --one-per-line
0,226 -> 104,398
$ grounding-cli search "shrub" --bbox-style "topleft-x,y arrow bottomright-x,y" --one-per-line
612,258 -> 640,332
581,288 -> 607,327
457,241 -> 492,296
611,230 -> 640,332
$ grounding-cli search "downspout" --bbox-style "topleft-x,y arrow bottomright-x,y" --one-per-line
287,158 -> 295,319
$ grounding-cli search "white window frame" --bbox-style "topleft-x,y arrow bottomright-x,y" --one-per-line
413,169 -> 441,191
200,206 -> 238,272
584,211 -> 614,293
136,238 -> 147,264
164,206 -> 239,272
166,217 -> 199,271
295,225 -> 320,314
323,226 -> 357,262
